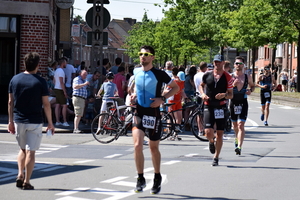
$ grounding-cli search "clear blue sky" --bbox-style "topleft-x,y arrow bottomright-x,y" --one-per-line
73,0 -> 169,22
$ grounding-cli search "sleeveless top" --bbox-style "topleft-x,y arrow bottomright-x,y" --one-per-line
260,74 -> 272,92
232,74 -> 248,103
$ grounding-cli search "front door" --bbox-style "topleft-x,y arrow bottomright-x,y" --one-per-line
0,37 -> 15,114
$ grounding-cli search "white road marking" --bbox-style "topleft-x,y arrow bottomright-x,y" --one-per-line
112,181 -> 136,187
144,167 -> 154,172
73,160 -> 95,164
185,153 -> 198,157
56,187 -> 91,196
101,176 -> 128,183
40,165 -> 65,172
56,196 -> 94,200
162,160 -> 181,165
104,154 -> 122,158
245,118 -> 259,130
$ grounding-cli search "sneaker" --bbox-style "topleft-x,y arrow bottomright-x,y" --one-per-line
143,140 -> 148,145
96,128 -> 102,135
212,158 -> 219,166
150,178 -> 161,194
198,131 -> 204,136
260,114 -> 264,121
235,147 -> 241,155
55,122 -> 62,126
135,177 -> 146,193
209,142 -> 215,154
62,122 -> 70,127
73,129 -> 81,133
264,121 -> 268,126
234,138 -> 238,148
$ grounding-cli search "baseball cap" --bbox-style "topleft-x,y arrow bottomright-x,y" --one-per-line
207,63 -> 214,70
177,71 -> 185,81
213,54 -> 224,62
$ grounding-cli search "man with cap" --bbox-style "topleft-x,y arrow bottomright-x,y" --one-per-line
199,54 -> 234,166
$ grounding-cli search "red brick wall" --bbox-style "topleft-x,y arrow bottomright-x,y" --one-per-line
20,15 -> 50,74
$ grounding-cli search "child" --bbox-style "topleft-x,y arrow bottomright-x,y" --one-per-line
85,96 -> 96,125
96,72 -> 118,134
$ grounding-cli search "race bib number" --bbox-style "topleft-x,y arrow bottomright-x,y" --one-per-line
214,109 -> 224,119
264,92 -> 270,98
234,105 -> 242,115
142,115 -> 156,129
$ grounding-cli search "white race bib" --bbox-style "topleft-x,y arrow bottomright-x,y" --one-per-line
234,105 -> 242,115
214,109 -> 224,119
142,115 -> 156,129
264,92 -> 270,98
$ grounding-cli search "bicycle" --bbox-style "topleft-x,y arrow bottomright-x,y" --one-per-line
91,97 -> 174,143
159,98 -> 208,142
91,97 -> 133,144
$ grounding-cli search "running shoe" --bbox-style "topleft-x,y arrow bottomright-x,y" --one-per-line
150,178 -> 161,194
260,114 -> 264,121
135,177 -> 146,193
209,142 -> 215,154
55,122 -> 62,126
198,131 -> 205,136
234,138 -> 238,148
73,129 -> 81,133
235,147 -> 241,155
264,121 -> 268,126
212,158 -> 219,166
62,122 -> 70,127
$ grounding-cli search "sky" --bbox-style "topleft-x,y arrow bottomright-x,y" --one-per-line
73,0 -> 169,22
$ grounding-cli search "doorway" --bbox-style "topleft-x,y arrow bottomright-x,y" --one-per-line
0,37 -> 15,114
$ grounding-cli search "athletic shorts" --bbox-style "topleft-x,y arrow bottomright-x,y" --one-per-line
72,96 -> 85,116
15,123 -> 43,151
203,105 -> 226,131
168,100 -> 182,112
230,100 -> 248,122
282,80 -> 288,85
132,104 -> 162,141
260,91 -> 272,105
54,89 -> 66,105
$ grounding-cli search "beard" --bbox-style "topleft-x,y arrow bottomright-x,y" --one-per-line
141,60 -> 150,66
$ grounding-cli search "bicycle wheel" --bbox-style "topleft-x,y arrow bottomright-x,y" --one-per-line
91,113 -> 119,144
160,111 -> 174,141
190,112 -> 208,142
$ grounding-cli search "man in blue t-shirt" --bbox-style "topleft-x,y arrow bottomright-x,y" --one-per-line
8,52 -> 55,190
131,45 -> 179,194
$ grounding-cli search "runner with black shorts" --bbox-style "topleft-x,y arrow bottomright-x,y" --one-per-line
199,54 -> 233,166
230,56 -> 255,155
256,66 -> 276,126
131,45 -> 179,194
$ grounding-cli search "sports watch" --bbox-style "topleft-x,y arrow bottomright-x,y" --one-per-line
161,96 -> 166,101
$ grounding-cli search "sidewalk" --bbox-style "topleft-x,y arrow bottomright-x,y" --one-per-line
1,92 -> 299,133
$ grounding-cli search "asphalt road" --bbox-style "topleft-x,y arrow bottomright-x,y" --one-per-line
0,99 -> 299,200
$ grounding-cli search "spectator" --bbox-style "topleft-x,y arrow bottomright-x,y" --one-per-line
110,57 -> 122,75
8,52 -> 55,190
63,57 -> 76,98
72,70 -> 89,133
113,66 -> 127,103
85,96 -> 96,125
165,61 -> 173,78
53,57 -> 69,127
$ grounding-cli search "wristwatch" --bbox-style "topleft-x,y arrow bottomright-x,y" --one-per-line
161,96 -> 166,101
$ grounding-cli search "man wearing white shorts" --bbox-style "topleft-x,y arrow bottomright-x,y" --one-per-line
8,52 -> 54,190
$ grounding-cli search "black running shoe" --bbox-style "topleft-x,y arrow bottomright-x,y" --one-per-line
212,158 -> 219,166
264,121 -> 268,126
209,142 -> 215,154
150,178 -> 161,194
135,177 -> 146,193
235,147 -> 241,155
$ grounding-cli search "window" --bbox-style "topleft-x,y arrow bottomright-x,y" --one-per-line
294,45 -> 297,58
0,17 -> 16,32
276,44 -> 283,57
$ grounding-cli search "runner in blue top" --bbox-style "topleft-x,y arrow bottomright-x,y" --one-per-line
131,45 -> 179,194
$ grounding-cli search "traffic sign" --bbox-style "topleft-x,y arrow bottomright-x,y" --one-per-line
85,6 -> 111,29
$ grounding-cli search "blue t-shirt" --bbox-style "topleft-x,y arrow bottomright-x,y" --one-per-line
100,81 -> 118,100
134,67 -> 172,108
8,73 -> 49,123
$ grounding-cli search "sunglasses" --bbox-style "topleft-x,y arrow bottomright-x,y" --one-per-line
138,52 -> 153,57
235,62 -> 244,65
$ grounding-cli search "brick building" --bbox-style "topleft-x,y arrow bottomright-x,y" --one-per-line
0,0 -> 58,114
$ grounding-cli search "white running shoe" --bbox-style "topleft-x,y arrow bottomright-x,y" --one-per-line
73,129 -> 81,133
55,122 -> 62,126
62,122 -> 70,127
